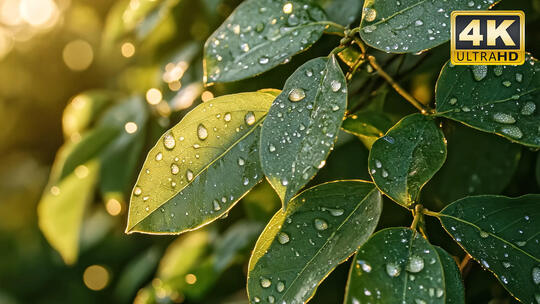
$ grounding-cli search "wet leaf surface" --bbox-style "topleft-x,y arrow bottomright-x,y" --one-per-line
345,227 -> 446,304
204,0 -> 328,83
126,92 -> 275,234
436,56 -> 540,147
359,0 -> 499,53
260,56 -> 347,206
368,113 -> 447,207
438,195 -> 540,304
248,180 -> 382,304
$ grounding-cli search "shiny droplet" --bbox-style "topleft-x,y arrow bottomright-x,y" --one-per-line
171,163 -> 180,175
163,133 -> 176,149
386,263 -> 401,277
363,7 -> 377,22
472,65 -> 488,81
492,113 -> 516,124
213,199 -> 221,211
288,88 -> 306,102
500,126 -> 523,139
406,255 -> 425,273
260,277 -> 272,288
276,281 -> 285,293
224,112 -> 232,122
278,232 -> 290,244
134,187 -> 142,196
197,124 -> 208,140
155,152 -> 163,161
186,169 -> 194,181
532,266 -> 540,285
314,218 -> 328,231
245,111 -> 256,125
521,101 -> 536,115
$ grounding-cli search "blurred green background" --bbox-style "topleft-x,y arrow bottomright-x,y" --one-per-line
0,0 -> 539,303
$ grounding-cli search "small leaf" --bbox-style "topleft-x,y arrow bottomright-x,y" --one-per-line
359,0 -> 499,53
126,92 -> 275,234
62,90 -> 111,138
436,56 -> 540,147
260,56 -> 347,206
438,195 -> 540,304
368,113 -> 447,207
422,123 -> 521,207
337,45 -> 364,69
342,111 -> 394,149
203,0 -> 328,83
434,246 -> 465,304
37,160 -> 99,264
248,180 -> 382,304
345,228 -> 446,304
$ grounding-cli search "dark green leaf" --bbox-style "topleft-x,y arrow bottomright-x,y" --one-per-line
423,123 -> 521,208
345,228 -> 446,304
434,246 -> 465,304
359,0 -> 499,53
126,92 -> 275,234
342,111 -> 394,149
248,180 -> 382,304
114,247 -> 162,302
536,153 -> 540,188
368,113 -> 447,207
37,160 -> 99,264
260,56 -> 347,206
436,56 -> 540,147
438,195 -> 540,304
315,0 -> 363,25
203,0 -> 328,83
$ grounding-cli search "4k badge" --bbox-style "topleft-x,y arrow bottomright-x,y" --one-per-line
451,11 -> 525,65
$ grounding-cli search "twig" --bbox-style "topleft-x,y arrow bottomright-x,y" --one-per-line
366,55 -> 434,114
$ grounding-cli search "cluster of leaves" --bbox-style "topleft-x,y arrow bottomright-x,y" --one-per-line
36,0 -> 540,303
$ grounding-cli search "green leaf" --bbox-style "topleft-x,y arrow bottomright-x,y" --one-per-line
438,195 -> 540,304
126,92 -> 275,234
248,180 -> 382,304
423,123 -> 521,207
368,113 -> 447,207
100,97 -> 149,197
315,0 -> 363,25
62,90 -> 111,138
260,56 -> 347,206
37,160 -> 99,264
435,56 -> 540,147
342,111 -> 394,149
345,228 -> 446,304
359,0 -> 499,53
434,247 -> 465,304
203,0 -> 328,83
536,153 -> 540,188
337,45 -> 363,69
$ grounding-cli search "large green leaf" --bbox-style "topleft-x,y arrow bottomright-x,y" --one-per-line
342,111 -> 394,149
423,123 -> 521,208
438,195 -> 540,304
344,228 -> 447,304
434,247 -> 465,304
126,92 -> 275,234
359,0 -> 499,53
248,180 -> 382,304
203,0 -> 328,83
37,160 -> 99,264
368,113 -> 447,207
436,56 -> 540,147
260,56 -> 347,206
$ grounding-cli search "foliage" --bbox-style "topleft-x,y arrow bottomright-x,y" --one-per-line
18,0 -> 540,303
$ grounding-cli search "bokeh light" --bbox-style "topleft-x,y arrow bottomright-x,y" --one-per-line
83,265 -> 110,291
124,121 -> 138,134
105,199 -> 122,216
201,91 -> 214,102
62,39 -> 94,71
121,42 -> 135,58
184,274 -> 197,285
146,88 -> 162,105
19,0 -> 58,27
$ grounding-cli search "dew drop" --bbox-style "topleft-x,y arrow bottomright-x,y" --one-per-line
521,101 -> 536,115
288,88 -> 306,102
278,232 -> 290,244
415,20 -> 423,26
357,260 -> 372,273
155,152 -> 163,161
224,112 -> 232,122
134,187 -> 142,196
494,65 -> 503,76
314,218 -> 328,231
479,230 -> 489,238
213,199 -> 221,211
260,277 -> 272,288
386,263 -> 401,277
500,126 -> 523,139
238,157 -> 245,166
532,266 -> 540,285
406,255 -> 424,273
269,144 -> 276,152
267,296 -> 275,303
163,133 -> 176,149
330,80 -> 342,92
472,65 -> 488,81
515,73 -> 523,82
276,281 -> 285,293
363,7 -> 377,22
171,163 -> 180,175
492,113 -> 516,124
449,97 -> 457,105
259,56 -> 269,65
281,178 -> 289,186
186,169 -> 194,181
245,111 -> 256,125
197,124 -> 208,140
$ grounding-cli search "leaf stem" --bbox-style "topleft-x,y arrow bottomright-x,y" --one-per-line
410,204 -> 423,230
422,209 -> 440,218
459,254 -> 473,277
366,55 -> 434,114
